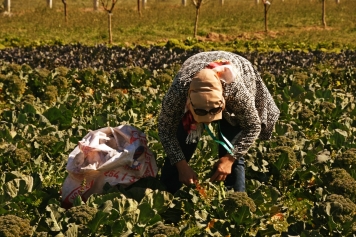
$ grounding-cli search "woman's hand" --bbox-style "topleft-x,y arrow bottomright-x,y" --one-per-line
210,154 -> 235,182
175,160 -> 198,186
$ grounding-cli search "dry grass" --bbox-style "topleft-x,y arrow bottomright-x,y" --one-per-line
0,0 -> 355,49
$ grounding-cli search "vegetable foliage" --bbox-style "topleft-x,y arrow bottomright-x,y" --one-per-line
0,45 -> 356,236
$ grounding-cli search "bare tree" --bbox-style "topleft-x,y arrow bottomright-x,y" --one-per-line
4,0 -> 11,13
262,0 -> 272,33
47,0 -> 53,9
137,0 -> 141,16
191,0 -> 204,38
62,0 -> 67,22
93,0 -> 99,11
322,0 -> 327,28
101,0 -> 119,44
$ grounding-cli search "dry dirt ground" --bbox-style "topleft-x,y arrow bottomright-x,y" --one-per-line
197,26 -> 332,42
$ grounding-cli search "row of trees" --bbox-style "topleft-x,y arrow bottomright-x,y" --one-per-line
1,0 -> 343,43
2,0 -> 342,13
188,0 -> 334,39
2,0 -> 149,13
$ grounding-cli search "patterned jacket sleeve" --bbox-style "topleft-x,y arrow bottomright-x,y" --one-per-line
223,81 -> 262,159
158,74 -> 189,165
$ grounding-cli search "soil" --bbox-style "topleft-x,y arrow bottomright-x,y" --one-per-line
197,31 -> 280,42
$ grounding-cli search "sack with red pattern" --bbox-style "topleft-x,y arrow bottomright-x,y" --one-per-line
61,125 -> 158,208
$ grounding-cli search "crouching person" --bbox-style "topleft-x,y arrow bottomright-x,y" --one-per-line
158,51 -> 280,194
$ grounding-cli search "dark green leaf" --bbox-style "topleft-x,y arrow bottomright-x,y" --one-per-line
230,206 -> 252,225
274,152 -> 289,171
111,219 -> 128,236
88,200 -> 113,232
290,83 -> 305,98
137,202 -> 155,225
21,103 -> 36,114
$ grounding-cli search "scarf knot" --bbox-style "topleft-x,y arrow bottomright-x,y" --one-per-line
182,110 -> 203,144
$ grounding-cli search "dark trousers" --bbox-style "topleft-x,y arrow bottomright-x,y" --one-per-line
160,118 -> 245,194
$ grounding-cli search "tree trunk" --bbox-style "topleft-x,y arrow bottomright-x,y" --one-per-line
194,7 -> 200,38
264,3 -> 268,32
322,0 -> 326,28
335,0 -> 340,3
142,0 -> 147,10
220,0 -> 224,6
255,0 -> 259,5
182,0 -> 187,6
137,0 -> 142,16
108,13 -> 113,44
93,0 -> 99,11
4,0 -> 11,12
62,0 -> 67,22
47,0 -> 53,9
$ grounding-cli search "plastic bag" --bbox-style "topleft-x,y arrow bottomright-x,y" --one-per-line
61,125 -> 158,208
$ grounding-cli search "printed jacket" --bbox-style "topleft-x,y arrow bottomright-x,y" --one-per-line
158,51 -> 280,165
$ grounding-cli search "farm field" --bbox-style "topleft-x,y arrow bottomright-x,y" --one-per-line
1,0 -> 356,50
1,44 -> 356,236
1,0 -> 356,236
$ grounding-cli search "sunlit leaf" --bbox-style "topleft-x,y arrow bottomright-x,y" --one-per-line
45,204 -> 66,232
4,175 -> 33,198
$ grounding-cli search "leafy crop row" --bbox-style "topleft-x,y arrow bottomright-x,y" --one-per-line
1,42 -> 356,73
0,45 -> 355,236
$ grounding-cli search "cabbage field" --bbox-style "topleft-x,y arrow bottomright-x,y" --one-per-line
0,43 -> 356,236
